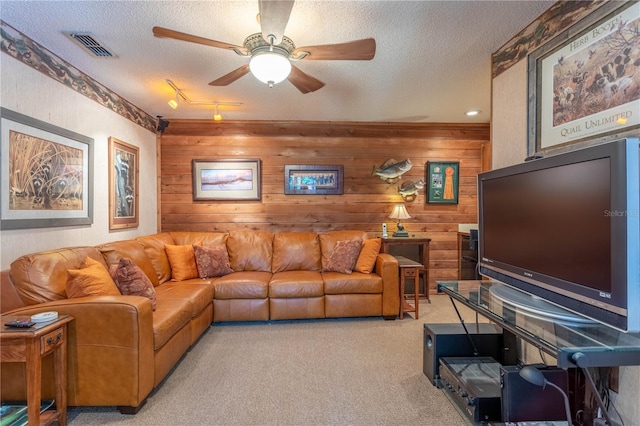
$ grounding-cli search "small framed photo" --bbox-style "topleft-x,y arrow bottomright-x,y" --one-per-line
108,137 -> 139,230
192,159 -> 261,201
425,161 -> 459,204
284,165 -> 344,195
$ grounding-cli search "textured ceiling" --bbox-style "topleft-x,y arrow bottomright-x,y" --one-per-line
0,0 -> 554,123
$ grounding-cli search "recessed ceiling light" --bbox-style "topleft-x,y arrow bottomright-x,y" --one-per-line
465,110 -> 480,116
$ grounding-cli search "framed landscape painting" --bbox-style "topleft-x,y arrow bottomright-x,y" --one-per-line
0,108 -> 94,230
108,137 -> 139,230
284,164 -> 344,195
192,159 -> 261,201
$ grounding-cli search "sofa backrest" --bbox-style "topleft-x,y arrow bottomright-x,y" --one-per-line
135,233 -> 175,285
98,240 -> 159,286
227,231 -> 274,272
10,246 -> 106,305
272,232 -> 321,272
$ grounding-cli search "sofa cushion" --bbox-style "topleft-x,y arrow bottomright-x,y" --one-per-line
354,238 -> 381,274
213,271 -> 271,299
323,240 -> 362,274
193,244 -> 233,278
319,230 -> 367,271
10,246 -> 105,304
66,257 -> 121,298
269,271 -> 324,298
151,297 -> 193,350
135,233 -> 175,285
323,271 -> 383,294
99,240 -> 159,286
272,232 -> 321,273
165,243 -> 200,281
227,231 -> 274,272
114,258 -> 157,310
154,282 -> 214,318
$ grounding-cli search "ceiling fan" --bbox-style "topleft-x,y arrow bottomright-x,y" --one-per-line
152,0 -> 376,94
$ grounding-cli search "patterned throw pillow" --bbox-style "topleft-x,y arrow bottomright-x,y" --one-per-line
66,257 -> 121,298
114,258 -> 157,310
323,240 -> 363,274
193,244 -> 234,278
354,238 -> 381,274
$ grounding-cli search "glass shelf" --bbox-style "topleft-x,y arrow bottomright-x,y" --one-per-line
437,280 -> 640,368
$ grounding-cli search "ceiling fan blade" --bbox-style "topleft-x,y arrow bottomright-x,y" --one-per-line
287,65 -> 325,94
209,65 -> 251,86
153,26 -> 248,54
258,0 -> 294,45
293,38 -> 376,60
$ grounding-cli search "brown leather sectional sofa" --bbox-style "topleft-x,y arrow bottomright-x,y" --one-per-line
0,230 -> 399,413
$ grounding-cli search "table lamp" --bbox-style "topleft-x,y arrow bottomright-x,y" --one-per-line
389,204 -> 410,237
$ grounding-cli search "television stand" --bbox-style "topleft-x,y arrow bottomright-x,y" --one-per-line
437,280 -> 640,368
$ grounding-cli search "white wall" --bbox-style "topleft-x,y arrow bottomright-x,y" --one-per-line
0,56 -> 157,270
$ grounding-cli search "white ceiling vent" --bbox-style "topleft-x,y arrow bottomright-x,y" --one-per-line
63,32 -> 117,58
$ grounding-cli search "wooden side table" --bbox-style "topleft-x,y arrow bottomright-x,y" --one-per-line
395,256 -> 423,319
1,314 -> 73,426
381,237 -> 431,301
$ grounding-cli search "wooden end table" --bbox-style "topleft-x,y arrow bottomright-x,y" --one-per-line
395,256 -> 423,319
1,314 -> 73,426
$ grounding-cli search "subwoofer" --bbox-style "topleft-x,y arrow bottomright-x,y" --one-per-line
423,323 -> 504,385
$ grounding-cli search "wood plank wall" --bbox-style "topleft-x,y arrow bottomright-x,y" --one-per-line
159,120 -> 490,294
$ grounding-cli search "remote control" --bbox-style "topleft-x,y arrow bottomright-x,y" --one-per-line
5,320 -> 35,328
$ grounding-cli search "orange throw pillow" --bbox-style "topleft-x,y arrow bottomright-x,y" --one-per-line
354,238 -> 381,273
165,243 -> 200,281
66,257 -> 121,298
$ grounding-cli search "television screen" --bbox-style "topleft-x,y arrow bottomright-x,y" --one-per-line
478,138 -> 639,332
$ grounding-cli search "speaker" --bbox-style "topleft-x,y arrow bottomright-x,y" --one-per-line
423,323 -> 503,385
500,364 -> 570,422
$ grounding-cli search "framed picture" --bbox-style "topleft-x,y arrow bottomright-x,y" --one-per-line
528,1 -> 640,154
425,161 -> 459,204
192,159 -> 261,201
108,137 -> 139,230
1,108 -> 94,230
284,164 -> 344,195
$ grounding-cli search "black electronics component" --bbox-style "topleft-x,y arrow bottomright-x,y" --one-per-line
423,323 -> 504,385
439,356 -> 503,423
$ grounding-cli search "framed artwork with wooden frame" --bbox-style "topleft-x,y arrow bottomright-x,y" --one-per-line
425,161 -> 459,204
284,164 -> 344,195
1,107 -> 94,230
528,1 -> 640,155
192,159 -> 261,201
108,137 -> 139,230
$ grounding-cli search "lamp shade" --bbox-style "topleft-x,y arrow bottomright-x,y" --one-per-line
389,204 -> 411,220
249,51 -> 291,86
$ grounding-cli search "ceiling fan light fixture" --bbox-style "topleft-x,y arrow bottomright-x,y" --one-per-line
168,98 -> 178,109
249,50 -> 291,87
213,104 -> 222,121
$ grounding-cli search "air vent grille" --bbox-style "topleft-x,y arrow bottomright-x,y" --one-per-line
64,32 -> 116,58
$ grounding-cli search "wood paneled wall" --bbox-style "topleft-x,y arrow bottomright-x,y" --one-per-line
159,120 -> 490,293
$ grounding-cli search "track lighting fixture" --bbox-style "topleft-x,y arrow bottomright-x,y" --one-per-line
213,104 -> 222,121
165,79 -> 242,120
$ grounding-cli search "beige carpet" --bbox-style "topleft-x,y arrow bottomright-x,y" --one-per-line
68,295 -> 482,425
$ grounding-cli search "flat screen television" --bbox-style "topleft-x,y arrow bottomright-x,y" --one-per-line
478,138 -> 639,332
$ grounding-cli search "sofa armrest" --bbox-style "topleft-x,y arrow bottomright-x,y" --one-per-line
3,296 -> 154,408
376,253 -> 399,317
